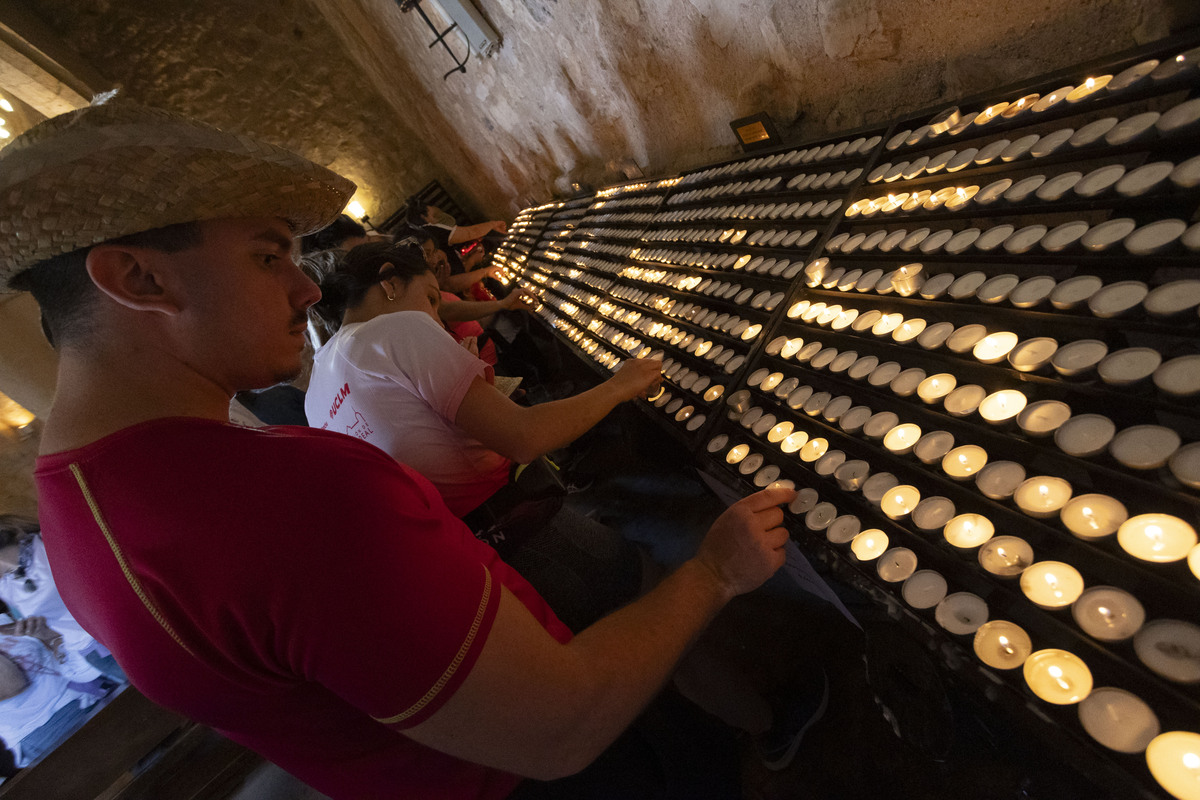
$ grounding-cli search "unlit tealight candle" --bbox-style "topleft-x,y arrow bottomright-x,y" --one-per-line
935,592 -> 989,635
902,569 -> 948,609
1078,688 -> 1160,754
877,547 -> 918,582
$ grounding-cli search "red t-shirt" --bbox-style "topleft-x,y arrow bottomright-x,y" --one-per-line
441,292 -> 498,367
35,419 -> 571,799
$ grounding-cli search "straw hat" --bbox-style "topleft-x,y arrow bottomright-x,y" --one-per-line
0,101 -> 356,287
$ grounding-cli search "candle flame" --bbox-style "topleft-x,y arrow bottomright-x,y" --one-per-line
1047,664 -> 1071,690
1017,98 -> 1026,108
1097,605 -> 1114,622
956,187 -> 966,198
997,635 -> 1014,655
1183,752 -> 1200,769
1146,524 -> 1165,551
1038,484 -> 1049,498
1085,77 -> 1095,88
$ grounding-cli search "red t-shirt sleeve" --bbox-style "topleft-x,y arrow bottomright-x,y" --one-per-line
275,439 -> 502,730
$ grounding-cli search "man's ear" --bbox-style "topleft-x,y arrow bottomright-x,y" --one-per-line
85,245 -> 183,314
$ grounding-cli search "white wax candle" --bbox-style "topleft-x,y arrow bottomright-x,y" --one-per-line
912,496 -> 957,531
976,461 -> 1026,500
881,485 -> 921,519
877,547 -> 918,582
902,569 -> 948,609
1008,337 -> 1058,372
891,263 -> 925,296
1059,494 -> 1127,540
862,472 -> 900,505
780,430 -> 809,454
913,430 -> 955,465
1020,561 -> 1085,608
1016,400 -> 1071,437
1003,93 -> 1040,118
1134,619 -> 1200,684
1078,688 -> 1160,754
805,502 -> 838,531
978,536 -> 1033,577
943,384 -> 986,417
944,513 -> 995,548
726,444 -> 749,464
1024,649 -> 1092,705
942,445 -> 988,480
917,373 -> 957,404
798,437 -> 829,463
979,389 -> 1028,425
851,529 -> 889,561
767,420 -> 794,444
1066,74 -> 1112,103
973,332 -> 1019,364
1014,476 -> 1072,518
826,514 -> 861,544
1146,731 -> 1200,800
974,620 -> 1032,669
883,423 -> 923,455
834,460 -> 870,492
935,592 -> 989,635
1117,513 -> 1197,563
1054,413 -> 1116,458
1072,586 -> 1145,641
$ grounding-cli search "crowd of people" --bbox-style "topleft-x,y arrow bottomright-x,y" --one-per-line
0,99 -> 826,798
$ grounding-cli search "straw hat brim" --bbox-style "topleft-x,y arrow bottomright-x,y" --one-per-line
0,103 -> 356,287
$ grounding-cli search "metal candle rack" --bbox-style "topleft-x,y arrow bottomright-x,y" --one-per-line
493,31 -> 1200,800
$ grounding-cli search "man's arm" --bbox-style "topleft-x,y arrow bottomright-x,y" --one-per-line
404,487 -> 793,779
447,220 -> 506,245
454,358 -> 662,464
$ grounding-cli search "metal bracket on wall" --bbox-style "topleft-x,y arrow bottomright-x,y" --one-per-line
397,0 -> 470,80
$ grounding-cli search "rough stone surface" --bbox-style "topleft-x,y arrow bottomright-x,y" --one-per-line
307,0 -> 1195,217
30,0 -> 448,222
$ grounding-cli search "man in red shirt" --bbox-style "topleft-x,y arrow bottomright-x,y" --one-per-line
1,102 -> 794,798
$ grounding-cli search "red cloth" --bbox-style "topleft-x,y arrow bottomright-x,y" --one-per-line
36,419 -> 571,799
441,291 -> 498,366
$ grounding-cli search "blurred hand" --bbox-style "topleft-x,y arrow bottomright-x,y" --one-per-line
490,220 -> 508,234
11,616 -> 65,661
694,487 -> 796,599
500,288 -> 532,311
609,357 -> 663,401
460,336 -> 479,356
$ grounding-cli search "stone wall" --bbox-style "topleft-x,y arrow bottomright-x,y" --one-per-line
312,0 -> 1200,217
30,0 -> 449,223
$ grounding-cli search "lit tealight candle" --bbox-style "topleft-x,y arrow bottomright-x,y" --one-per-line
1146,731 -> 1200,800
942,445 -> 988,480
917,373 -> 957,404
935,592 -> 989,635
892,318 -> 927,344
1072,586 -> 1145,641
726,444 -> 750,465
944,185 -> 980,210
871,313 -> 904,337
972,332 -> 1019,364
891,263 -> 925,296
780,430 -> 809,454
1066,74 -> 1112,103
1078,688 -> 1160,754
798,437 -> 829,463
978,536 -> 1033,577
974,620 -> 1033,669
902,569 -> 948,609
1002,93 -> 1040,119
1059,494 -> 1127,540
1117,514 -> 1198,563
881,485 -> 921,519
944,513 -> 995,548
877,547 -> 918,582
851,529 -> 889,561
1023,649 -> 1093,704
1191,544 -> 1200,582
1014,476 -> 1072,519
1020,561 -> 1085,609
883,423 -> 923,455
979,389 -> 1028,425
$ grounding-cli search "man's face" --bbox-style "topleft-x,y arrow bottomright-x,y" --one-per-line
169,217 -> 320,391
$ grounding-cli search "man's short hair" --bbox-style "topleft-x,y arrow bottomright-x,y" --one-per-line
9,222 -> 203,348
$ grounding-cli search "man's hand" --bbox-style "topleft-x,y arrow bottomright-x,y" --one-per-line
608,357 -> 663,401
489,220 -> 508,234
7,616 -> 65,661
460,336 -> 480,356
693,487 -> 796,600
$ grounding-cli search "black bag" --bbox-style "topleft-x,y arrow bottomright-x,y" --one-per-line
464,457 -> 567,555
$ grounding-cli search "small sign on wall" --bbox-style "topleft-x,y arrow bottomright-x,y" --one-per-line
729,112 -> 780,151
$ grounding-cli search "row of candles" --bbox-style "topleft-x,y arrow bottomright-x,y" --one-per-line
709,430 -> 1200,796
635,248 -> 805,278
669,164 -> 868,206
856,152 -> 1198,216
588,194 -> 663,211
665,169 -> 863,216
791,270 -> 1200,397
772,309 -> 1200,482
870,104 -> 1199,191
884,46 -> 1200,158
647,225 -> 823,247
733,358 -> 1200,563
619,265 -> 788,311
673,132 -> 885,190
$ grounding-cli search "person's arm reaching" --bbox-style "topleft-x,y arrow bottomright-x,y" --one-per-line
454,357 -> 662,463
447,220 -> 507,245
442,263 -> 502,294
403,486 -> 795,779
437,288 -> 529,323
